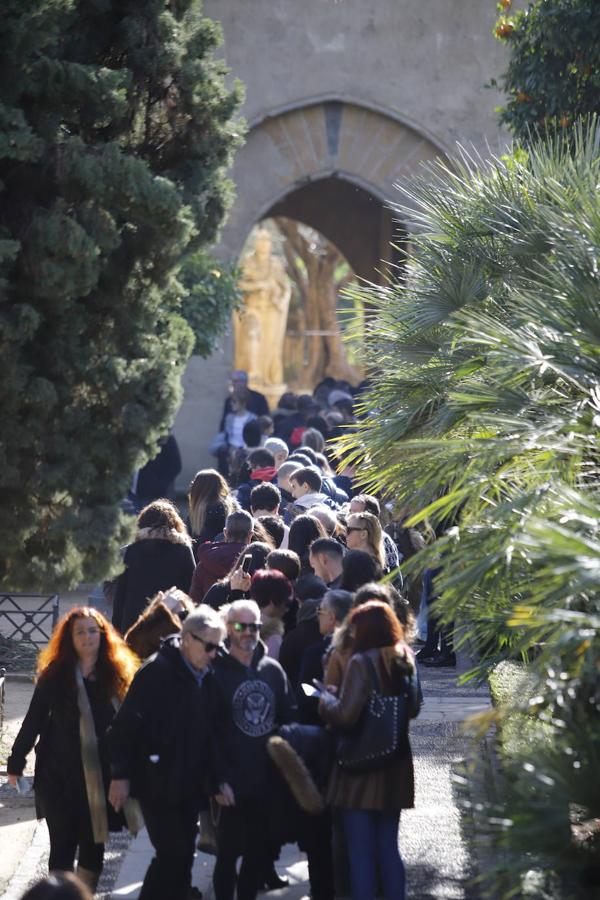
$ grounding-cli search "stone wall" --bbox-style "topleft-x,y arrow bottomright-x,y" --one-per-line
173,0 -> 511,488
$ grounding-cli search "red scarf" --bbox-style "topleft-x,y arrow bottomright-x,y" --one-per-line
252,467 -> 277,482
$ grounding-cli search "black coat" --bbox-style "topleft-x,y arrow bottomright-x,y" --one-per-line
112,527 -> 195,634
109,636 -> 215,809
279,601 -> 323,694
7,672 -> 120,826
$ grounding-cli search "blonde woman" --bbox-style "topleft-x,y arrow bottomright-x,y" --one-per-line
188,468 -> 238,547
345,511 -> 386,571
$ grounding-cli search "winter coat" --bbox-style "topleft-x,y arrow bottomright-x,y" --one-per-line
285,491 -> 339,523
279,599 -> 323,692
109,635 -> 215,809
189,540 -> 246,602
133,434 -> 181,504
236,472 -> 278,511
7,672 -> 121,827
321,477 -> 349,506
298,635 -> 331,725
112,527 -> 195,634
319,645 -> 421,812
211,641 -> 296,801
124,601 -> 181,659
190,501 -> 233,550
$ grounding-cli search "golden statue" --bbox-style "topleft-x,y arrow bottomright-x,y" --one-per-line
234,228 -> 291,407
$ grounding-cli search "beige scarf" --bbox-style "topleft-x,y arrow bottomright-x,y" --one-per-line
76,667 -> 143,843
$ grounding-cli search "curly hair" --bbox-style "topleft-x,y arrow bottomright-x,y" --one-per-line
37,607 -> 139,701
138,499 -> 187,534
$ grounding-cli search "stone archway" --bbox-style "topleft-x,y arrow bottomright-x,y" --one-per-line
216,98 -> 446,264
175,100 -> 447,482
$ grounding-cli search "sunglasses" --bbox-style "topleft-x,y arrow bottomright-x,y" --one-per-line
231,621 -> 261,633
188,632 -> 221,653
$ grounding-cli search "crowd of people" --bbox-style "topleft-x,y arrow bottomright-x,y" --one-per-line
8,371 -> 455,900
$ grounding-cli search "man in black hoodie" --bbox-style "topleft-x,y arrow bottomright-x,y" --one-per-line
108,606 -> 225,900
212,599 -> 296,900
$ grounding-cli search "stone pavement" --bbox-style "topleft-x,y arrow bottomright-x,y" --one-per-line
110,654 -> 490,900
0,652 -> 490,900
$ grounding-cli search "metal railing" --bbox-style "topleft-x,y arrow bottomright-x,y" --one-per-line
0,593 -> 59,672
0,667 -> 5,734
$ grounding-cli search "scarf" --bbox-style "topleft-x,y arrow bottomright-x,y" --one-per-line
251,466 -> 277,482
76,667 -> 143,842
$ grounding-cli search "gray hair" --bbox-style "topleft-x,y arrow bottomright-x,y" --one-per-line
181,604 -> 226,641
322,589 -> 353,624
225,599 -> 261,624
264,437 -> 289,458
309,505 -> 337,535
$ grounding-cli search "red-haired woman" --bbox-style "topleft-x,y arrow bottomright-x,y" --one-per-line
318,601 -> 421,900
7,607 -> 139,892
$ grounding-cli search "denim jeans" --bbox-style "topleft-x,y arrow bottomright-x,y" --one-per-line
341,808 -> 405,900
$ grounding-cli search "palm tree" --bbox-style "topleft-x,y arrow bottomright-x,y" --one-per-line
337,119 -> 600,897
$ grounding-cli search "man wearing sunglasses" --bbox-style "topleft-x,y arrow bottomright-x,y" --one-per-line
211,600 -> 296,900
108,605 -> 225,900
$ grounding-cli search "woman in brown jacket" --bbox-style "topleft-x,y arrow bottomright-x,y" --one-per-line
318,601 -> 421,900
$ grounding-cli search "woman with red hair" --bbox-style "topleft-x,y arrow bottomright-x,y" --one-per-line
318,601 -> 421,900
7,607 -> 139,891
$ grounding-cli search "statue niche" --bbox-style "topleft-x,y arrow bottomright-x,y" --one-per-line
233,229 -> 291,408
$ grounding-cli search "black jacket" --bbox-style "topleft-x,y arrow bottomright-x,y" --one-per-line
109,636 -> 215,809
112,528 -> 195,634
211,641 -> 296,800
278,599 -> 323,694
8,671 -> 118,824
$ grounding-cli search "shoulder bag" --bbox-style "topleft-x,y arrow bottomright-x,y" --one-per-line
336,654 -> 410,773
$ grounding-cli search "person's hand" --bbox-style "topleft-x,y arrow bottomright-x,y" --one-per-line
108,779 -> 130,812
7,774 -> 18,789
318,689 -> 337,710
230,568 -> 251,592
215,782 -> 235,806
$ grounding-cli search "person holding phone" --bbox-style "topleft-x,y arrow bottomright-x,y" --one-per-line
108,606 -> 225,900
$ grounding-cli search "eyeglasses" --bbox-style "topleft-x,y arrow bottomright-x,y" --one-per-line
231,621 -> 261,633
188,633 -> 221,653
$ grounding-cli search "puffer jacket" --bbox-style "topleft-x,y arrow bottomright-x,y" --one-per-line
319,644 -> 422,811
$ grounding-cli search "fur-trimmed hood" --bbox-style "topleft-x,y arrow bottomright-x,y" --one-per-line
135,526 -> 193,548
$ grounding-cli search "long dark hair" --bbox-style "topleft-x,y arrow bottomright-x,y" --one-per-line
288,514 -> 326,567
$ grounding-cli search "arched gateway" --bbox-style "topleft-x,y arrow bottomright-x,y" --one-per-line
174,100 -> 447,482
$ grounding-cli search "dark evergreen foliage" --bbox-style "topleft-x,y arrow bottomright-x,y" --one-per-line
0,0 -> 243,589
492,0 -> 600,139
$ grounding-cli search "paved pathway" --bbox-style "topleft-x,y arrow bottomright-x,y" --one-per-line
1,654 -> 490,900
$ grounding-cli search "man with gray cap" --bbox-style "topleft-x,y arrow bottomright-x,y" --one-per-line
109,605 -> 225,900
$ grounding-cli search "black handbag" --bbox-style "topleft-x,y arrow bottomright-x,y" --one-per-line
336,654 -> 410,773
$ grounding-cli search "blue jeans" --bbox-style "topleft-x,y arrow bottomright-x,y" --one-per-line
341,808 -> 405,900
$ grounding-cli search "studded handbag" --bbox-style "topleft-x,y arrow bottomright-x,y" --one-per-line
336,654 -> 410,773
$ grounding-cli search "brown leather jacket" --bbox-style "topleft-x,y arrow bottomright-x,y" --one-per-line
319,644 -> 421,811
